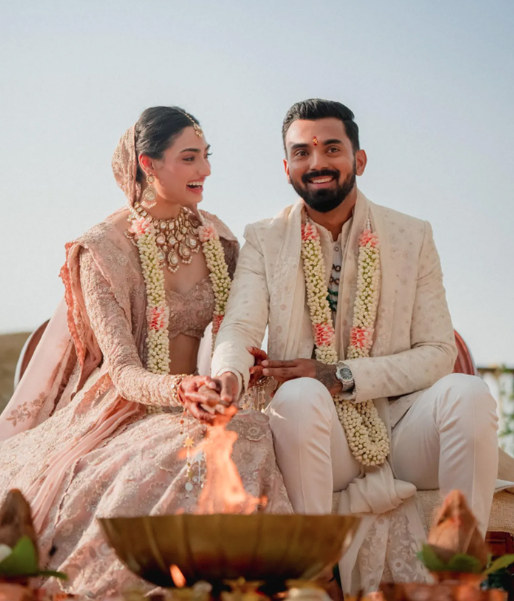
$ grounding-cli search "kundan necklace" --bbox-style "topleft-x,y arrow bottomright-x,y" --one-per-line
127,202 -> 201,273
301,217 -> 390,467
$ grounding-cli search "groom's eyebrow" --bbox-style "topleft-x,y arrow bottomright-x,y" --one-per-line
180,144 -> 211,153
290,143 -> 309,151
289,139 -> 343,151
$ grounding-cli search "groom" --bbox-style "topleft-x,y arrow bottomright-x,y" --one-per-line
184,99 -> 499,589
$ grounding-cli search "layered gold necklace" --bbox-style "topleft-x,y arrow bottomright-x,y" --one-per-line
126,202 -> 201,273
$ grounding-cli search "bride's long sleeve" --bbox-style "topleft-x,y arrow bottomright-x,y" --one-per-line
79,249 -> 184,407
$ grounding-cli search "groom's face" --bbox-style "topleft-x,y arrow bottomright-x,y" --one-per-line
283,118 -> 366,213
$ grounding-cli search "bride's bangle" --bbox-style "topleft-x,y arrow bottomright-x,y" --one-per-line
177,378 -> 189,405
147,374 -> 189,414
169,374 -> 189,405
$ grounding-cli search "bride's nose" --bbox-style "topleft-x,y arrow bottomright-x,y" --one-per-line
199,156 -> 211,178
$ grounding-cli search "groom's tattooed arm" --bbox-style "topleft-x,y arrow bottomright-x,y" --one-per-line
314,361 -> 340,393
261,358 -> 342,395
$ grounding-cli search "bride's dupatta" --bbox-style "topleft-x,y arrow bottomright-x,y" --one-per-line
0,126 -> 142,443
0,126 -> 230,532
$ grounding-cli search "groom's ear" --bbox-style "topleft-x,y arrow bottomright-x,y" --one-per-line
283,158 -> 291,184
355,149 -> 367,176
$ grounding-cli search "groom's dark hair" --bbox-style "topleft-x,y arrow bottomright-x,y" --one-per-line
282,99 -> 360,154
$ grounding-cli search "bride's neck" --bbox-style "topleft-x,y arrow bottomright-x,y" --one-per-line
144,196 -> 182,220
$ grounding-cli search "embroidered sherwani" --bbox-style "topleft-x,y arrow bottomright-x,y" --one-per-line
212,190 -> 512,592
212,190 -> 457,430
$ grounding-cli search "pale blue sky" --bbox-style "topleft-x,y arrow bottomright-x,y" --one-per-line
1,1 -> 513,365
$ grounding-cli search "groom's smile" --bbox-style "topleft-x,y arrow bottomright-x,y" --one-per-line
304,169 -> 340,189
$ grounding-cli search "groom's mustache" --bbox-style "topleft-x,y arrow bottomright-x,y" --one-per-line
301,169 -> 340,184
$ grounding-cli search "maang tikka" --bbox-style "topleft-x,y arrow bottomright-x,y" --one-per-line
141,172 -> 157,209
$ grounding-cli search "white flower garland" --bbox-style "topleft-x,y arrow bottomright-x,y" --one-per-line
130,214 -> 231,374
130,217 -> 170,374
301,220 -> 390,467
198,224 -> 232,346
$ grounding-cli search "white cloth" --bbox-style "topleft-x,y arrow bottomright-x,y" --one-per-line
391,373 -> 499,535
268,373 -> 499,592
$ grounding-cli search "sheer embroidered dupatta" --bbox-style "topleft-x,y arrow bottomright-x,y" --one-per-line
0,126 -> 145,529
0,299 -> 76,441
0,220 -> 144,530
0,125 -> 142,442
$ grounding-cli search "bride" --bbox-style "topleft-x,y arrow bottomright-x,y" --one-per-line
0,106 -> 291,598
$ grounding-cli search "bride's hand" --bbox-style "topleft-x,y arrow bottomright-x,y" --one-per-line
179,375 -> 221,423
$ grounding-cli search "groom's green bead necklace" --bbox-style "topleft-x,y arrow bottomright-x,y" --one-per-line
327,290 -> 338,312
327,262 -> 340,312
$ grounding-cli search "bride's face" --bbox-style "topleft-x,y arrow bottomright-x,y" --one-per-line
143,126 -> 212,207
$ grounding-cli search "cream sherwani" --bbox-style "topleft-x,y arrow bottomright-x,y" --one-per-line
212,191 -> 512,592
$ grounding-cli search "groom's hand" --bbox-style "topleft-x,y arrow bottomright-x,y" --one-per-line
247,346 -> 269,387
215,372 -> 240,405
261,359 -> 342,395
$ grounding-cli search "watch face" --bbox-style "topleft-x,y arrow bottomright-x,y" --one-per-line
336,365 -> 353,382
337,366 -> 352,382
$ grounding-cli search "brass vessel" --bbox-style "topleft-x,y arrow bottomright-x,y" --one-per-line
99,514 -> 360,588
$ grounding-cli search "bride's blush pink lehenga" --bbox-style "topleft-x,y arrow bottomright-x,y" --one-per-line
0,126 -> 292,599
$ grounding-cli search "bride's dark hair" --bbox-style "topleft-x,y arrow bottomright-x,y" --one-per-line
134,106 -> 201,182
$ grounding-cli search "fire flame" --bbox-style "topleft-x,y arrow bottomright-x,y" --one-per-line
195,408 -> 267,514
170,564 -> 187,587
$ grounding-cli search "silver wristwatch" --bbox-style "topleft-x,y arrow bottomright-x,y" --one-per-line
335,363 -> 354,392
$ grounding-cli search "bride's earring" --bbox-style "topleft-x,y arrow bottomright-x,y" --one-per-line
141,173 -> 157,209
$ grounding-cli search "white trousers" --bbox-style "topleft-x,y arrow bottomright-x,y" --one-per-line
267,374 -> 499,535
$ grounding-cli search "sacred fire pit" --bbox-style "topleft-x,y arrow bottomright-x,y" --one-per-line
99,513 -> 360,591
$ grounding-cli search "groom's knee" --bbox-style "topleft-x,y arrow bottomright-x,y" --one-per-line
435,373 -> 495,409
269,377 -> 332,422
268,378 -> 333,435
432,373 -> 498,431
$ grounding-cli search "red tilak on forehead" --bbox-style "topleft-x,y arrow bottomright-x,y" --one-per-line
313,136 -> 319,146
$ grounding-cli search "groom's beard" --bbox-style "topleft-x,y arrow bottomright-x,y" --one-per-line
290,163 -> 357,214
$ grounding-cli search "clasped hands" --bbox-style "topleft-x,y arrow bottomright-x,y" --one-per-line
179,347 -> 342,423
